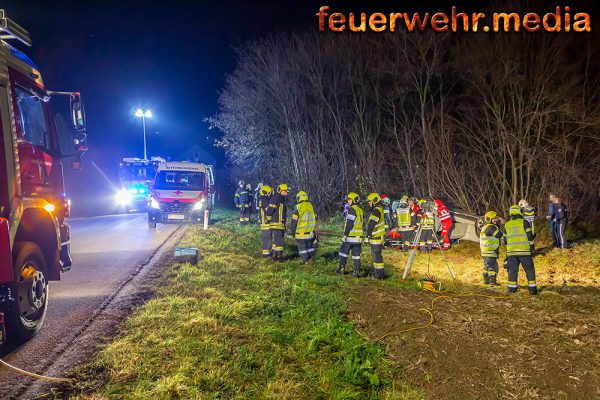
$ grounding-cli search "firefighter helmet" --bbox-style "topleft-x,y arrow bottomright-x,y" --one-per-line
277,183 -> 289,193
381,194 -> 391,205
260,185 -> 273,196
484,211 -> 497,222
347,192 -> 360,203
246,183 -> 252,191
417,199 -> 426,206
367,193 -> 381,205
296,191 -> 308,202
518,199 -> 528,208
238,180 -> 245,186
509,205 -> 522,216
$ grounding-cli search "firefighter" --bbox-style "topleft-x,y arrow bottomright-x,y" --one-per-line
518,199 -> 536,236
480,211 -> 503,285
266,183 -> 289,262
258,185 -> 273,258
434,199 -> 453,250
290,191 -> 316,263
366,193 -> 386,279
381,194 -> 392,231
337,192 -> 363,277
505,205 -> 537,295
234,180 -> 251,226
396,195 -> 415,252
417,199 -> 435,252
246,183 -> 254,221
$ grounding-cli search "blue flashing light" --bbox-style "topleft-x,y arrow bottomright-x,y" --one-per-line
8,44 -> 39,70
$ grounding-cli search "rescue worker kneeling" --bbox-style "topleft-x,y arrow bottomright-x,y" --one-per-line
266,184 -> 289,262
337,192 -> 363,277
258,185 -> 273,258
480,211 -> 503,285
505,205 -> 537,295
366,193 -> 386,279
290,191 -> 316,263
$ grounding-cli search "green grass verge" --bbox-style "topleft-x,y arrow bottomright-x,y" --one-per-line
71,209 -> 422,400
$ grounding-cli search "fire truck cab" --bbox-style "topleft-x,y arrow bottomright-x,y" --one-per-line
0,11 -> 87,343
147,162 -> 214,228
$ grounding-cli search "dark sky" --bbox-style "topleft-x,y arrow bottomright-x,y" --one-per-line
2,0 -> 322,164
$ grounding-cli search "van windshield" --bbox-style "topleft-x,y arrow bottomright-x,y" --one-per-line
154,171 -> 205,191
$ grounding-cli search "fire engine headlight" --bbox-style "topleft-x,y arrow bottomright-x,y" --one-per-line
150,198 -> 161,209
193,198 -> 205,210
115,190 -> 132,205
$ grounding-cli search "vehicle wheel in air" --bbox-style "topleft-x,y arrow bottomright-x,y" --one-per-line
6,241 -> 49,344
148,216 -> 157,229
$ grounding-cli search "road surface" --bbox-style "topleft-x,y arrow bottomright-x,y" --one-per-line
0,213 -> 181,398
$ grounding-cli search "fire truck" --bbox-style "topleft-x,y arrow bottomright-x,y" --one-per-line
0,11 -> 87,343
147,162 -> 214,228
115,157 -> 164,213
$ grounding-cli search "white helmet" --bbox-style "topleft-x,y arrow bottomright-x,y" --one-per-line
518,199 -> 528,208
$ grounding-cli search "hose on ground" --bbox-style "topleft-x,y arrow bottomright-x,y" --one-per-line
0,357 -> 70,383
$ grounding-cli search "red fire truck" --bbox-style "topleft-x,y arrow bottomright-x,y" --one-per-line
0,11 -> 87,344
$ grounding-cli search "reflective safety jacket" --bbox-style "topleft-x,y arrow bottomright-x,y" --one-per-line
290,200 -> 316,239
366,206 -> 386,244
343,204 -> 364,243
419,210 -> 435,229
480,223 -> 503,258
435,200 -> 452,226
396,205 -> 412,229
505,217 -> 534,257
522,205 -> 536,235
258,195 -> 272,230
234,187 -> 251,207
266,193 -> 287,230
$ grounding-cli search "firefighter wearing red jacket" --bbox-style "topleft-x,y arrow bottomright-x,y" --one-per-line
435,199 -> 453,250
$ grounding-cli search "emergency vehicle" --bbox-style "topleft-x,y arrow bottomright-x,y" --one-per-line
0,11 -> 87,343
147,162 -> 214,228
115,157 -> 164,212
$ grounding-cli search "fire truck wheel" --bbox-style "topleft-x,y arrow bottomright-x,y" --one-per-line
8,241 -> 49,343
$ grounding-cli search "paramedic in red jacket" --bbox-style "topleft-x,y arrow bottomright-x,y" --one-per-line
435,199 -> 453,250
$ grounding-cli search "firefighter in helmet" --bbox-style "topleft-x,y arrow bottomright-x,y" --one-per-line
337,192 -> 363,277
258,185 -> 273,258
290,191 -> 317,263
234,180 -> 251,226
479,211 -> 503,285
380,194 -> 392,231
395,195 -> 415,252
366,193 -> 386,279
505,205 -> 537,295
417,199 -> 435,252
266,183 -> 289,261
518,199 -> 536,236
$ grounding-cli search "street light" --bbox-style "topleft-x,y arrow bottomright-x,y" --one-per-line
134,108 -> 153,159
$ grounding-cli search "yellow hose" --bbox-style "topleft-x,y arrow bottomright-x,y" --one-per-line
0,358 -> 70,383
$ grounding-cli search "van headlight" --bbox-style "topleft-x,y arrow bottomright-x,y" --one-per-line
193,198 -> 205,210
150,198 -> 160,209
115,190 -> 132,205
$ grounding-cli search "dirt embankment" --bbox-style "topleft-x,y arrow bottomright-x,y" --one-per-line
349,283 -> 600,400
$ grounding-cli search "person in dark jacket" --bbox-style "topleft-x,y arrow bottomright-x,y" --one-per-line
552,196 -> 568,249
266,183 -> 289,261
479,211 -> 504,285
234,181 -> 251,226
546,193 -> 559,247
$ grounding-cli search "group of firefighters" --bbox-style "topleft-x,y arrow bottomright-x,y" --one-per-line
234,180 -> 563,293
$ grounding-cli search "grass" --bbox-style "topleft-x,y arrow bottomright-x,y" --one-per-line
68,209 -> 422,400
66,209 -> 600,399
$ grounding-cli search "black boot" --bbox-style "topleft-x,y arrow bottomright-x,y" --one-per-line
352,268 -> 360,278
483,273 -> 489,285
489,275 -> 498,286
336,265 -> 345,274
528,287 -> 538,295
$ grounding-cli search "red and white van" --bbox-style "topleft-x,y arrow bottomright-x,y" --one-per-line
147,162 -> 214,228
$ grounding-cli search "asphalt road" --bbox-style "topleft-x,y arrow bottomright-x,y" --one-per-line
0,213 -> 180,397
